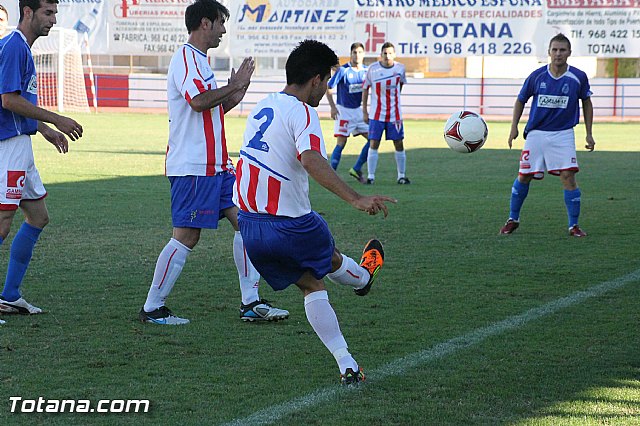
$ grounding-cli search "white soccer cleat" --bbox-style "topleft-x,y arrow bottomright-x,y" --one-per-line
240,299 -> 289,322
0,297 -> 43,315
0,319 -> 5,325
139,306 -> 190,325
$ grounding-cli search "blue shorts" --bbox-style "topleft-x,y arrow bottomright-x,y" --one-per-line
238,211 -> 335,291
169,173 -> 236,229
368,119 -> 404,141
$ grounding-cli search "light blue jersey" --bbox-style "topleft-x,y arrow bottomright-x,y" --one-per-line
518,64 -> 591,138
327,63 -> 367,109
0,31 -> 38,141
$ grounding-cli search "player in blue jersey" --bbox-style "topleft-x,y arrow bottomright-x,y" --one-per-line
325,42 -> 371,183
0,0 -> 84,322
500,33 -> 595,237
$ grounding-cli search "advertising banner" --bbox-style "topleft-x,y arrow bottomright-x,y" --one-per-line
3,0 -> 639,57
352,0 -> 640,58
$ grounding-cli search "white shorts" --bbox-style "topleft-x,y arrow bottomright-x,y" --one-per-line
519,128 -> 579,180
333,105 -> 368,138
0,135 -> 47,211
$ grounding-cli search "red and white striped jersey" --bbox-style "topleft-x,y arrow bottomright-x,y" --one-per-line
165,44 -> 230,176
233,92 -> 327,218
363,61 -> 407,122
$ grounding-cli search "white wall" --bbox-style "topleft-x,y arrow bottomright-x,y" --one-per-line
466,56 -> 598,79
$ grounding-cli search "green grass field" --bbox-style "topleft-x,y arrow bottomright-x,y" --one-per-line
1,113 -> 639,425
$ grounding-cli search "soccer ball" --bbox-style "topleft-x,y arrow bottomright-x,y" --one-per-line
443,111 -> 488,153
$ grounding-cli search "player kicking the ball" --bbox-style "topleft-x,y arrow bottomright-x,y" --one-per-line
234,40 -> 396,384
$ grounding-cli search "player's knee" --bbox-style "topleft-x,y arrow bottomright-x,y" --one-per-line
0,213 -> 15,239
560,172 -> 577,189
518,174 -> 533,185
0,225 -> 10,240
28,214 -> 49,229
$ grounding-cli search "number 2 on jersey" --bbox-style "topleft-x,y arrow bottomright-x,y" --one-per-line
247,107 -> 274,152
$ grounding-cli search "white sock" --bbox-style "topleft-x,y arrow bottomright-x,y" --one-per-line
143,238 -> 191,312
304,290 -> 358,374
234,231 -> 260,305
326,254 -> 369,290
395,150 -> 406,179
367,148 -> 379,180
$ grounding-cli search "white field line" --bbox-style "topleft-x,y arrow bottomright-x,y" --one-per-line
224,268 -> 640,426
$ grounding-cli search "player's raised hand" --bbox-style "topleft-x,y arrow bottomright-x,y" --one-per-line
585,134 -> 595,151
507,127 -> 518,149
231,57 -> 255,90
53,115 -> 83,141
353,195 -> 397,218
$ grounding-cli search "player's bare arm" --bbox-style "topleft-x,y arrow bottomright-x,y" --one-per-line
300,149 -> 396,217
508,99 -> 525,149
37,122 -> 69,154
1,92 -> 83,141
325,88 -> 338,119
582,97 -> 595,151
361,87 -> 369,124
189,57 -> 255,113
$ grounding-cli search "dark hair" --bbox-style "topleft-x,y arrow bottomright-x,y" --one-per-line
549,33 -> 571,51
286,39 -> 339,85
350,42 -> 364,52
19,0 -> 58,22
381,42 -> 395,53
185,0 -> 229,34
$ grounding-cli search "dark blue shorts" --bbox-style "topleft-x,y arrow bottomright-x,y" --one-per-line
169,173 -> 235,229
368,119 -> 404,141
238,211 -> 335,291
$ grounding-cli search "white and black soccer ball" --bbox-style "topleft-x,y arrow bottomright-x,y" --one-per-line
443,111 -> 488,154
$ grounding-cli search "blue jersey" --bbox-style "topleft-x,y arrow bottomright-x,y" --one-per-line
327,63 -> 367,109
0,31 -> 39,141
518,64 -> 591,138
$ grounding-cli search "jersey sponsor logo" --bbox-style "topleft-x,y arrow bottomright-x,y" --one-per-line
348,83 -> 363,94
27,75 -> 37,95
5,170 -> 25,200
537,95 -> 569,109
